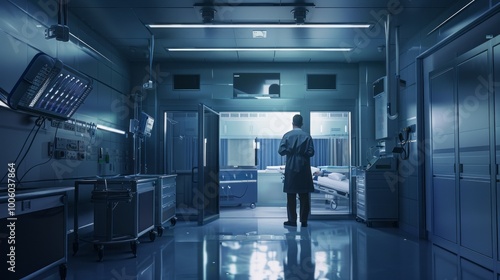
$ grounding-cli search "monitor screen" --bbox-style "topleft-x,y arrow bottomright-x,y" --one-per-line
173,74 -> 200,90
233,73 -> 280,99
138,111 -> 154,137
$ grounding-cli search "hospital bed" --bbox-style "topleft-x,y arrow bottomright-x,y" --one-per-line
266,165 -> 350,210
312,166 -> 350,210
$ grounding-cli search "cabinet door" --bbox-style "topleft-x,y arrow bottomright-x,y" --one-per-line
430,66 -> 458,244
459,179 -> 493,257
432,177 -> 457,243
457,50 -> 490,178
432,245 -> 458,280
494,43 -> 500,263
456,50 -> 493,258
430,67 -> 456,176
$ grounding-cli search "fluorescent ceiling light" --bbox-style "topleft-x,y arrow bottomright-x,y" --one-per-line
147,23 -> 371,29
96,124 -> 126,135
167,47 -> 352,52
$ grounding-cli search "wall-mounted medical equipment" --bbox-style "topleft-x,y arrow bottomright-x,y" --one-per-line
0,53 -> 93,120
138,111 -> 154,137
373,76 -> 389,140
129,111 -> 154,137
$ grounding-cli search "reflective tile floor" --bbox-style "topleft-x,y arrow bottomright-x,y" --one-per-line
41,209 -> 438,280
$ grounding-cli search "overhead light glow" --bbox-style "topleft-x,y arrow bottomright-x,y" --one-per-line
0,100 -> 10,109
147,23 -> 371,29
167,47 -> 352,52
96,124 -> 126,135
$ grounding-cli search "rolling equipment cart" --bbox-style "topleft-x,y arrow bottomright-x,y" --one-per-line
356,157 -> 398,227
73,177 -> 157,261
219,167 -> 257,208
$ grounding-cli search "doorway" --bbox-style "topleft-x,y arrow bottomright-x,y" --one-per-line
218,111 -> 352,219
163,105 -> 221,225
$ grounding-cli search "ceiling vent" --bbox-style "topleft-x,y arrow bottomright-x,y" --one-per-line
200,8 -> 216,24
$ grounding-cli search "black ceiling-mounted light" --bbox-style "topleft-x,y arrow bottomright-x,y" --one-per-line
200,7 -> 217,24
0,53 -> 93,120
291,7 -> 308,24
45,0 -> 70,42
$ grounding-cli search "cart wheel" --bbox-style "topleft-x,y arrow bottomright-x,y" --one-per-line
157,226 -> 164,237
149,230 -> 157,242
330,200 -> 338,210
250,203 -> 256,209
97,245 -> 104,262
131,241 -> 138,257
170,217 -> 177,226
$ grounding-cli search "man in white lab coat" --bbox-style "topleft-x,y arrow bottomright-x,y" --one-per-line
278,114 -> 315,227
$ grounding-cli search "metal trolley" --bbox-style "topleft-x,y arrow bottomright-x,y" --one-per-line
73,177 -> 157,261
122,174 -> 177,237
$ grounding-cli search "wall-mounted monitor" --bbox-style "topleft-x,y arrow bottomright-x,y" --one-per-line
233,73 -> 280,99
173,74 -> 200,90
138,111 -> 154,137
307,74 -> 337,90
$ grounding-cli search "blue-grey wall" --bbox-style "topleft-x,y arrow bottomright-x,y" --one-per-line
0,0 -> 133,231
131,61 -> 385,175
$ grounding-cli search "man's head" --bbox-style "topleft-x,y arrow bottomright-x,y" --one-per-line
292,114 -> 303,128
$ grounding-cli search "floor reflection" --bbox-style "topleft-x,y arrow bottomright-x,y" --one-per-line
43,215 -> 436,280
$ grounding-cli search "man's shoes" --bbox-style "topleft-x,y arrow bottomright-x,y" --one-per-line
283,221 -> 297,227
301,222 -> 308,227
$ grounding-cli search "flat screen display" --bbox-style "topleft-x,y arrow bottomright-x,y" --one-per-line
173,74 -> 200,90
307,74 -> 337,90
233,73 -> 280,99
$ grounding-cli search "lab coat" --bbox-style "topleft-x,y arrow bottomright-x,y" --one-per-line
278,128 -> 315,193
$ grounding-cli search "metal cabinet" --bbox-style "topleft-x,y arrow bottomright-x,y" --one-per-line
151,174 -> 177,236
0,187 -> 71,279
219,167 -> 258,208
356,157 -> 398,227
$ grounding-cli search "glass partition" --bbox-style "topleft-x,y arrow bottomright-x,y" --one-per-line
310,112 -> 351,215
217,111 -> 352,216
219,112 -> 298,209
219,111 -> 298,170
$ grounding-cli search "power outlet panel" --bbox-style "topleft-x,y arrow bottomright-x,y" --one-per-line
55,137 -> 85,152
50,137 -> 86,160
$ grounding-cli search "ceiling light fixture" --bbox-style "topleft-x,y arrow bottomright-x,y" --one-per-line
291,7 -> 308,24
167,47 -> 353,52
252,30 -> 267,39
147,23 -> 371,29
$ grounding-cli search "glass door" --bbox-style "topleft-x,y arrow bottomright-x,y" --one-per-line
197,104 -> 220,225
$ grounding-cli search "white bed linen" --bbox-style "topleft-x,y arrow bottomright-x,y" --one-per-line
314,176 -> 349,194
